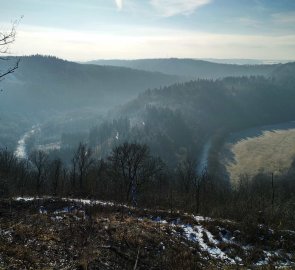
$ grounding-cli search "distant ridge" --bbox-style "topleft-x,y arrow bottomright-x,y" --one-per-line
86,58 -> 281,79
0,55 -> 182,114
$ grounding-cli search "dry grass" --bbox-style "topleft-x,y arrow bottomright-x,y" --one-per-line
222,128 -> 295,184
1,199 -> 294,269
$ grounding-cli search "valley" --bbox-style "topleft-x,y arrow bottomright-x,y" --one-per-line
1,1 -> 295,269
1,56 -> 295,270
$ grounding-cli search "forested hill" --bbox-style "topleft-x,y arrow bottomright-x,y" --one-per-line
271,61 -> 295,82
87,62 -> 295,166
0,55 -> 181,114
87,58 -> 279,79
120,66 -> 294,131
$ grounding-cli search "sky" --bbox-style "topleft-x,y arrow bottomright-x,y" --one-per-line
1,0 -> 295,61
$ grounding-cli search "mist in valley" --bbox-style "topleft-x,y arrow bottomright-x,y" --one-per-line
1,0 -> 295,269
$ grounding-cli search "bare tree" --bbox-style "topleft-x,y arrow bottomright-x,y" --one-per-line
73,143 -> 94,193
194,168 -> 209,214
177,157 -> 204,211
0,147 -> 17,173
0,19 -> 21,81
71,156 -> 77,192
0,148 -> 18,197
176,157 -> 196,194
49,158 -> 62,196
109,142 -> 162,206
29,150 -> 48,195
16,159 -> 30,197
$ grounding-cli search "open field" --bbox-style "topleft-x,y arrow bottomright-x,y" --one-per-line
221,122 -> 295,184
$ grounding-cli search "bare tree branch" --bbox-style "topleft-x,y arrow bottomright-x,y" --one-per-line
0,58 -> 20,80
0,18 -> 22,82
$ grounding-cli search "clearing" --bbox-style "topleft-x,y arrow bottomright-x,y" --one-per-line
221,121 -> 295,184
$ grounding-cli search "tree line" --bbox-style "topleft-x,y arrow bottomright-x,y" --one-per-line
0,142 -> 294,229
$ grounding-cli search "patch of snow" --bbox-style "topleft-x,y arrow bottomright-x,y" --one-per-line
193,215 -> 212,222
0,229 -> 13,243
39,206 -> 47,214
14,196 -> 119,209
15,197 -> 35,201
154,216 -> 168,224
179,224 -> 235,264
169,218 -> 181,225
281,229 -> 295,235
53,207 -> 71,214
255,251 -> 295,267
51,216 -> 63,221
235,256 -> 242,263
256,255 -> 270,266
219,228 -> 235,244
62,198 -> 116,207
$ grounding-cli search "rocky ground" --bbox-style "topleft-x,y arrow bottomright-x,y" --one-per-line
0,197 -> 294,269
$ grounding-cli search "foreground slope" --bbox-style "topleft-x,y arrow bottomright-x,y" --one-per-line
1,197 -> 294,269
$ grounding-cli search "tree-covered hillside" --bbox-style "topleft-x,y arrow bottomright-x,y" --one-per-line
0,55 -> 182,114
87,62 -> 295,167
88,58 -> 278,79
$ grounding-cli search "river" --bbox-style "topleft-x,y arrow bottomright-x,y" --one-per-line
14,125 -> 40,159
197,139 -> 212,175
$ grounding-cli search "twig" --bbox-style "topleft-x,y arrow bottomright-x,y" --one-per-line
133,247 -> 140,270
0,58 -> 20,79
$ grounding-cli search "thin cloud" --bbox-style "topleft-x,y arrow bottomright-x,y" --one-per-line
238,17 -> 262,28
13,24 -> 295,61
150,0 -> 212,17
115,0 -> 123,10
272,12 -> 295,25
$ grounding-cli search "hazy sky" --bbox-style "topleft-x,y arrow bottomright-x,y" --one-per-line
1,0 -> 295,60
